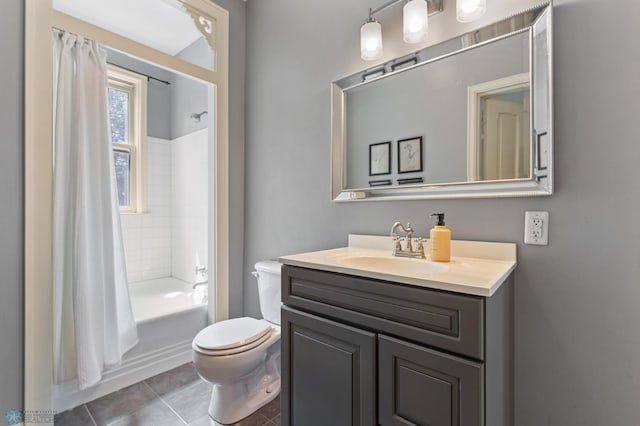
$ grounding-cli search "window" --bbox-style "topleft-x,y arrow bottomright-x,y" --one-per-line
107,65 -> 147,213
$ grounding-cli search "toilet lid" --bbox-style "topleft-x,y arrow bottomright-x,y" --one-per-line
193,331 -> 273,356
193,317 -> 272,351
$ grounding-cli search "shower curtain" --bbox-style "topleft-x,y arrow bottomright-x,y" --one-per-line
52,32 -> 138,390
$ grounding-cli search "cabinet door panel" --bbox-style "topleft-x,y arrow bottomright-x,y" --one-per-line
379,335 -> 483,426
281,306 -> 376,426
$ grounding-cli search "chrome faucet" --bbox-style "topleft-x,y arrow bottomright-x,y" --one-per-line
390,222 -> 425,259
193,265 -> 208,289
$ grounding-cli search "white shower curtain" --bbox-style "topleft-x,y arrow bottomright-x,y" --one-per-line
52,32 -> 138,390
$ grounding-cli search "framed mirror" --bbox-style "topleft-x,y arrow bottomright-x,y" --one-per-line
331,2 -> 552,201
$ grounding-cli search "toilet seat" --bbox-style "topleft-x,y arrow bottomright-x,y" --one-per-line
193,317 -> 273,356
193,330 -> 274,356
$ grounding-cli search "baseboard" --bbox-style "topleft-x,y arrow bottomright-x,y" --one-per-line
53,339 -> 194,413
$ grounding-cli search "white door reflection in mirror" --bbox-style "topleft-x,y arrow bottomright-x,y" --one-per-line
467,73 -> 530,182
481,95 -> 530,181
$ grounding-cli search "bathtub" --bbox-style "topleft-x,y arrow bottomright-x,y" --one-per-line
129,276 -> 208,323
53,277 -> 208,412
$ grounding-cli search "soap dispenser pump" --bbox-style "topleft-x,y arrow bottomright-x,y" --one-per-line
429,213 -> 451,262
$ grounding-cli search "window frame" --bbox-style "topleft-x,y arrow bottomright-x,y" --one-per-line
107,64 -> 148,213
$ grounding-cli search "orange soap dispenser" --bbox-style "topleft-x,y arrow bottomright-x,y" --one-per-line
429,213 -> 451,262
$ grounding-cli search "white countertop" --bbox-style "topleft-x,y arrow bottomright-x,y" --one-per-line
278,234 -> 517,297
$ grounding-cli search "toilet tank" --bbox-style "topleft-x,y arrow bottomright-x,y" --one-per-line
253,260 -> 282,325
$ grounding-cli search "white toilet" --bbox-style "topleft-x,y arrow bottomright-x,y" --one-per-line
192,260 -> 282,425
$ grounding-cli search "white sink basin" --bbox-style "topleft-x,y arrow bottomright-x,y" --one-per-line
333,254 -> 448,275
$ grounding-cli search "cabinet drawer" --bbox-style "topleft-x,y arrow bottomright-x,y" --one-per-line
379,335 -> 483,426
282,265 -> 484,360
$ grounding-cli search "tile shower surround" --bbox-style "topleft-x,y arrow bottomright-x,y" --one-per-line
121,129 -> 208,285
121,138 -> 172,283
54,363 -> 281,426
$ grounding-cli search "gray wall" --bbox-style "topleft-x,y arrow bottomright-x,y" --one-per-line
245,0 -> 640,425
0,0 -> 24,416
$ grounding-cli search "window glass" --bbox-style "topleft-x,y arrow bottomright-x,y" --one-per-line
108,87 -> 130,144
113,149 -> 131,207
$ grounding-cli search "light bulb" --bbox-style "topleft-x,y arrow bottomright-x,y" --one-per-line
361,20 -> 383,61
403,0 -> 428,44
456,0 -> 487,23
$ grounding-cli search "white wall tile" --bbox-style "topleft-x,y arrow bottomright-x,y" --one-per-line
121,138 -> 172,283
171,129 -> 209,284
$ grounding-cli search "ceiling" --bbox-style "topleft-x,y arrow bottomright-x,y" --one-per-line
53,0 -> 203,55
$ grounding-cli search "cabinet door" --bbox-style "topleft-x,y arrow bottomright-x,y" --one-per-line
379,335 -> 483,426
281,306 -> 376,426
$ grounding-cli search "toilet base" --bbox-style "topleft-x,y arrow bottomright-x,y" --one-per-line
208,372 -> 281,425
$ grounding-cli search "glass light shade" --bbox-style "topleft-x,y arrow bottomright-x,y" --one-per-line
361,20 -> 383,61
403,0 -> 428,44
456,0 -> 487,22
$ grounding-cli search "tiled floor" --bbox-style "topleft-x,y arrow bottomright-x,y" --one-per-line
54,363 -> 280,426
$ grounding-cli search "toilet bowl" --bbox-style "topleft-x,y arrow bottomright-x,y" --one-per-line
192,261 -> 282,425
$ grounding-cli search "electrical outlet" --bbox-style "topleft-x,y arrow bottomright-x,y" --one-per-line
524,211 -> 549,245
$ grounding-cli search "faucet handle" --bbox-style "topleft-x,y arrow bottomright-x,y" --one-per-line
392,235 -> 403,252
415,238 -> 426,257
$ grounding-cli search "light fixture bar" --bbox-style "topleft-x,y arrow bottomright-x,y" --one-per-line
368,0 -> 443,18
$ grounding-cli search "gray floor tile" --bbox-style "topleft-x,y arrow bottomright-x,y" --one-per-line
145,363 -> 203,397
82,363 -> 279,426
86,382 -> 159,425
231,413 -> 271,426
161,380 -> 211,424
255,395 -> 279,421
54,404 -> 96,426
108,399 -> 185,426
187,415 -> 209,426
188,415 -> 215,426
188,412 -> 271,426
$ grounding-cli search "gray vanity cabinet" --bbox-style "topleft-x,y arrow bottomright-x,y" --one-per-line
280,265 -> 513,426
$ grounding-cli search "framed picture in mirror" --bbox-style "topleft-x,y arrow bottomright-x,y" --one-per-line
398,136 -> 422,173
369,141 -> 391,176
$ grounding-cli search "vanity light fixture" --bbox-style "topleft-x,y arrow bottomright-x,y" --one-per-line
361,17 -> 384,61
360,0 -> 487,61
456,0 -> 487,22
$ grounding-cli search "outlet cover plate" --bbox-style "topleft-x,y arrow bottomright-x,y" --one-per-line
524,211 -> 549,245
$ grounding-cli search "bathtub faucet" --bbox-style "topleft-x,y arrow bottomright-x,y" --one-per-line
194,265 -> 208,288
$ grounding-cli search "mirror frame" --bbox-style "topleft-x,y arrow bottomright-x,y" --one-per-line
331,2 -> 553,201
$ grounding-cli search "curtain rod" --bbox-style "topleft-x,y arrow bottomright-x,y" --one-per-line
107,62 -> 171,86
